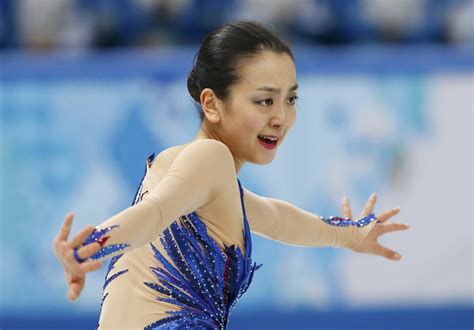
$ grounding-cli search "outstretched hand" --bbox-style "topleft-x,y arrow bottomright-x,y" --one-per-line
343,194 -> 410,261
53,212 -> 103,301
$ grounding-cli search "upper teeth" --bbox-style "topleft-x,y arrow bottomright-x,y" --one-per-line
260,135 -> 278,141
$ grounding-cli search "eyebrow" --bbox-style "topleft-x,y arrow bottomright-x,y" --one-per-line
256,83 -> 298,93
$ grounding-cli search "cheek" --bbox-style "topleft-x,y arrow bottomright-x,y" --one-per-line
241,114 -> 263,137
289,110 -> 296,126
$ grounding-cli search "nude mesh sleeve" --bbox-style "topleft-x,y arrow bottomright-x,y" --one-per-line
79,139 -> 235,262
244,189 -> 377,249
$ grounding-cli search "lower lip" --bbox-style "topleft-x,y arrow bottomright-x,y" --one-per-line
258,137 -> 278,150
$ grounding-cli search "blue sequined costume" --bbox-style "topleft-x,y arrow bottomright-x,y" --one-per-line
84,148 -> 377,329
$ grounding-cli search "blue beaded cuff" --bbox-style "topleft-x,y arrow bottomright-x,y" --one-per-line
320,213 -> 378,227
81,225 -> 130,261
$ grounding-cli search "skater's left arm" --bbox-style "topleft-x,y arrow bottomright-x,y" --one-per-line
243,188 -> 409,260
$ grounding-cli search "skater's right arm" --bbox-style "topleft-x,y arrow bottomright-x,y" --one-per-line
53,139 -> 235,285
85,139 -> 235,260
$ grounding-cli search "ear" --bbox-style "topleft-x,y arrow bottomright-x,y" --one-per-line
200,88 -> 223,124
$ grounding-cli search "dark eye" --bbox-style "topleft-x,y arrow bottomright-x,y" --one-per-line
288,95 -> 298,105
258,99 -> 273,106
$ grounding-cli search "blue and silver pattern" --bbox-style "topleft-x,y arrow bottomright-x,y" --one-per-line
143,178 -> 262,330
82,224 -> 131,260
319,213 -> 378,227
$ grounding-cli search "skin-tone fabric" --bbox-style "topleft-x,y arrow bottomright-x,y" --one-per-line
97,138 -> 376,328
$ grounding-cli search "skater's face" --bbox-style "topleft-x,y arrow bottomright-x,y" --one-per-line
201,51 -> 298,171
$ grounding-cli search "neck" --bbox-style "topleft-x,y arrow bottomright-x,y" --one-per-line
192,123 -> 245,175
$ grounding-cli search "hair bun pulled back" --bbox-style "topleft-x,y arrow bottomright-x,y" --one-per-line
187,20 -> 294,121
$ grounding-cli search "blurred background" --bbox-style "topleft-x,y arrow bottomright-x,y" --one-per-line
0,0 -> 473,329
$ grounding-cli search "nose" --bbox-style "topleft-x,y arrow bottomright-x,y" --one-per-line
270,104 -> 287,129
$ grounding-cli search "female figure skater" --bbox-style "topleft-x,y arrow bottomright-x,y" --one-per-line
53,21 -> 409,329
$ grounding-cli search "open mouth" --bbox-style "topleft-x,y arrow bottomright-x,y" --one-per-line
257,135 -> 279,150
258,135 -> 279,145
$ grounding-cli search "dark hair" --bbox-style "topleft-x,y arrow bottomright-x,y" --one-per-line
187,20 -> 294,121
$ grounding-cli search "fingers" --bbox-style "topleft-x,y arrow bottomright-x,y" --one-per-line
64,269 -> 84,301
342,196 -> 353,219
64,260 -> 101,302
376,207 -> 401,223
359,193 -> 377,219
80,259 -> 102,273
67,225 -> 96,249
73,242 -> 102,262
56,212 -> 74,242
68,278 -> 85,301
373,243 -> 403,261
61,242 -> 101,279
379,222 -> 410,235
